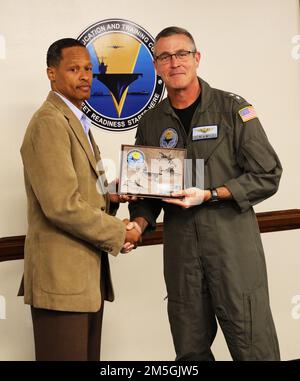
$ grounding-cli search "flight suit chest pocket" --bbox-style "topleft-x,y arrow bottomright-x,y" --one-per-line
190,124 -> 232,164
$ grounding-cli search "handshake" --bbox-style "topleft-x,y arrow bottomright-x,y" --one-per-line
121,218 -> 142,254
108,186 -> 142,254
111,186 -> 216,255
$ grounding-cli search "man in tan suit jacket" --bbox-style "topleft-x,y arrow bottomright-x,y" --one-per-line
20,38 -> 140,360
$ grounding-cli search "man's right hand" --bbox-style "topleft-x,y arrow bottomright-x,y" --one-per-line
121,219 -> 142,254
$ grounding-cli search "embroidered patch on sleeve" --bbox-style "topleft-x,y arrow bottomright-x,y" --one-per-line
238,106 -> 257,122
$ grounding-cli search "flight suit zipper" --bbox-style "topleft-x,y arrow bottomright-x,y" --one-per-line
169,111 -> 202,246
247,295 -> 253,345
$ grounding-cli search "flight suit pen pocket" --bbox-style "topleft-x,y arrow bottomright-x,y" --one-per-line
242,138 -> 277,173
243,293 -> 253,346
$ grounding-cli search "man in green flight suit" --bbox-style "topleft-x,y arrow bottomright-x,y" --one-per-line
129,26 -> 282,360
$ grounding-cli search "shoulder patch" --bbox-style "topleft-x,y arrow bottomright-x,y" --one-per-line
227,92 -> 246,104
238,106 -> 257,122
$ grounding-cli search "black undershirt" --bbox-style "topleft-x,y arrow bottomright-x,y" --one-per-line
172,93 -> 201,134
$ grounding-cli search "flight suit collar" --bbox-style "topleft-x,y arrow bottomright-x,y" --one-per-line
192,79 -> 231,164
162,77 -> 214,115
197,77 -> 214,113
161,78 -> 231,164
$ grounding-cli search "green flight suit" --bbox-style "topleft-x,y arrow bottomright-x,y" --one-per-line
129,78 -> 282,360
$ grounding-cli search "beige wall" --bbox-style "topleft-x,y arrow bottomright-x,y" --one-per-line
0,0 -> 299,360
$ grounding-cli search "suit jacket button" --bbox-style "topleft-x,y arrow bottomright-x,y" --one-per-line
101,206 -> 105,211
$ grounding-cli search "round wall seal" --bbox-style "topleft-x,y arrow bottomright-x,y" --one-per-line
77,19 -> 165,131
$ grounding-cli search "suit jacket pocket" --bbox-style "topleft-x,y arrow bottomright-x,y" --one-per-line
39,233 -> 88,295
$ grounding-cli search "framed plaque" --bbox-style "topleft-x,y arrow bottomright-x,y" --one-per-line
119,144 -> 187,198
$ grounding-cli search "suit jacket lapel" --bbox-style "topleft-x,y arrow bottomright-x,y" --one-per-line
89,131 -> 110,206
68,114 -> 99,175
89,131 -> 101,163
46,91 -> 99,177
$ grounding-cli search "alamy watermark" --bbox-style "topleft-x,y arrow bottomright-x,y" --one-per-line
0,295 -> 6,319
0,34 -> 6,60
95,158 -> 204,199
291,295 -> 300,320
291,35 -> 300,60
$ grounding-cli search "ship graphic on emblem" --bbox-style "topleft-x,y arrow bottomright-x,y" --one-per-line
92,56 -> 143,115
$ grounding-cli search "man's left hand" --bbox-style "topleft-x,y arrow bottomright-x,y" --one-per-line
162,188 -> 211,208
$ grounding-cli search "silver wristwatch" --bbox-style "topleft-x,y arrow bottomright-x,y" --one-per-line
210,188 -> 219,202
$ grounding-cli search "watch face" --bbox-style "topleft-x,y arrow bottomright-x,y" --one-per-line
211,188 -> 219,201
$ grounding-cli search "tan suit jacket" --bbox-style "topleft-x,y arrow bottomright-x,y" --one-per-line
20,91 -> 126,312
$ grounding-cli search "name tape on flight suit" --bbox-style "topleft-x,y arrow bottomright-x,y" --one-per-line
192,125 -> 218,141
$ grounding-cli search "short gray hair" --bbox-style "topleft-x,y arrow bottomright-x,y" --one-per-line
154,26 -> 197,55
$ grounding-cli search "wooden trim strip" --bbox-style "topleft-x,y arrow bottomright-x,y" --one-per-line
0,235 -> 25,262
1,209 -> 299,262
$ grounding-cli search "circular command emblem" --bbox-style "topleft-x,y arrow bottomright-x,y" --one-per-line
127,149 -> 145,169
160,128 -> 179,148
77,19 -> 165,132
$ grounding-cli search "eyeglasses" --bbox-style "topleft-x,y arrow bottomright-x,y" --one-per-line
155,50 -> 196,64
